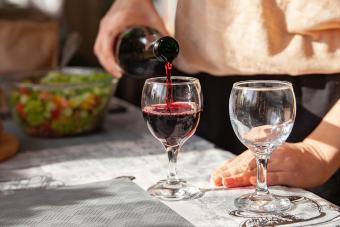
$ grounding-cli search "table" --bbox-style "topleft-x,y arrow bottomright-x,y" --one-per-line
1,98 -> 339,227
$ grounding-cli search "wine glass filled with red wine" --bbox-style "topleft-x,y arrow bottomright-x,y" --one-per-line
142,76 -> 203,201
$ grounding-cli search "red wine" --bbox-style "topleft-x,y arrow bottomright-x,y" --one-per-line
165,61 -> 173,107
142,102 -> 201,145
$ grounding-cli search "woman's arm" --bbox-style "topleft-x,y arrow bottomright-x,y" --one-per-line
211,99 -> 340,188
303,99 -> 340,183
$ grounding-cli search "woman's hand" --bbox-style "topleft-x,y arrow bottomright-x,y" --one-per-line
94,0 -> 169,77
211,142 -> 333,188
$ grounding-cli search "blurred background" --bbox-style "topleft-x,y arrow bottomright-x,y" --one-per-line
0,0 -> 177,106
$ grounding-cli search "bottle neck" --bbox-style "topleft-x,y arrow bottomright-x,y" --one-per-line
153,36 -> 179,63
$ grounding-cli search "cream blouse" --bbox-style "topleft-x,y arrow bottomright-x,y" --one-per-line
173,0 -> 340,76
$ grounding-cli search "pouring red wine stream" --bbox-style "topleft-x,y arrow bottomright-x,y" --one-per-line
165,61 -> 173,108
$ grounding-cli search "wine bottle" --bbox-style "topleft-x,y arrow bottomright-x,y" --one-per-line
115,26 -> 179,78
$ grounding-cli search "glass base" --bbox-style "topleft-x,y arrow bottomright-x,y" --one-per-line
147,179 -> 203,201
235,192 -> 291,213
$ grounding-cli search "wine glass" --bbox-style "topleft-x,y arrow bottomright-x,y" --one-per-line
141,76 -> 203,201
229,80 -> 296,213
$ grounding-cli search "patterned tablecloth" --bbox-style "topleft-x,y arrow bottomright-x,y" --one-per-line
1,98 -> 339,227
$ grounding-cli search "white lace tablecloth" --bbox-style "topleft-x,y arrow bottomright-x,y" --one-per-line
1,98 -> 339,227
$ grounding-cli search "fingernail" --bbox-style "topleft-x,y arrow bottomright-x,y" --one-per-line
223,178 -> 235,187
211,175 -> 222,186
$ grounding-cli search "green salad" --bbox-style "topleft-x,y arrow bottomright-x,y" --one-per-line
10,71 -> 114,137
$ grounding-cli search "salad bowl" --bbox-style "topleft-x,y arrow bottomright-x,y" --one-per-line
2,67 -> 118,137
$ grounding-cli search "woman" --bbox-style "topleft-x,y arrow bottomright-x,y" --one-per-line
94,0 -> 340,205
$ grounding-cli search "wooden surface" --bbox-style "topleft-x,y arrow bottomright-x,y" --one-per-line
0,132 -> 19,162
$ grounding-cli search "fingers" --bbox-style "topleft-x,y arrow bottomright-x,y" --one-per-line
222,170 -> 255,187
211,165 -> 256,187
211,164 -> 293,188
93,0 -> 173,78
213,170 -> 292,188
210,159 -> 234,185
94,22 -> 122,77
220,171 -> 293,188
211,150 -> 256,186
210,170 -> 223,186
211,170 -> 255,188
219,153 -> 255,178
219,150 -> 255,172
220,159 -> 255,178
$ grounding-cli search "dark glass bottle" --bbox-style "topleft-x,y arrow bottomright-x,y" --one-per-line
115,26 -> 179,78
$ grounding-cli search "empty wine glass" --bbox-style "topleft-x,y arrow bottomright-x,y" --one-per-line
141,76 -> 203,201
229,80 -> 296,213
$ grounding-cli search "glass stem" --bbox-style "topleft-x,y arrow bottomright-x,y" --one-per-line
255,155 -> 269,195
166,145 -> 180,185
